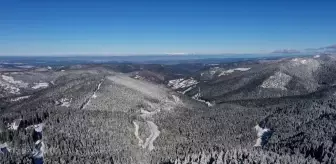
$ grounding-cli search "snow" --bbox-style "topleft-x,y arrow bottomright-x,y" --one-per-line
182,86 -> 194,94
254,125 -> 271,147
61,70 -> 65,72
140,108 -> 157,118
218,68 -> 251,77
8,119 -> 22,130
57,98 -> 72,107
17,65 -> 34,69
235,68 -> 251,71
314,55 -> 321,58
47,66 -> 52,70
0,143 -> 8,149
261,72 -> 292,90
210,70 -> 217,76
134,75 -> 141,79
108,75 -> 166,99
133,121 -> 144,146
92,81 -> 102,99
0,75 -> 28,94
291,58 -> 317,65
0,142 -> 9,154
168,78 -> 198,90
2,75 -> 26,86
10,95 -> 30,102
205,101 -> 214,107
292,58 -> 299,62
32,140 -> 44,159
34,123 -> 43,132
142,121 -> 160,151
172,95 -> 180,103
32,82 -> 49,89
192,93 -> 214,107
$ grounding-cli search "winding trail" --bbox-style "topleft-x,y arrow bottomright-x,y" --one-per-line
142,121 -> 160,151
108,75 -> 182,151
133,121 -> 144,146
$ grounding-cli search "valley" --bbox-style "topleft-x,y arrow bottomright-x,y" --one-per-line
0,54 -> 336,163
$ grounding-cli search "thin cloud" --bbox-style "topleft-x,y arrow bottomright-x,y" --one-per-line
272,49 -> 301,54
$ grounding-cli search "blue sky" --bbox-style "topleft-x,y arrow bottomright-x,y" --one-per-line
1,0 -> 336,55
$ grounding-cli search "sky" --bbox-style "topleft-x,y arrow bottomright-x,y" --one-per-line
1,0 -> 336,55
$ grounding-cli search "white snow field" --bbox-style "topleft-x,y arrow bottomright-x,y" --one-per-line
108,75 -> 168,99
218,68 -> 251,77
168,78 -> 198,90
261,72 -> 292,90
32,82 -> 49,89
10,95 -> 30,102
0,75 -> 28,94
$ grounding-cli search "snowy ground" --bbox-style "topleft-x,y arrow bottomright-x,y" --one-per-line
60,98 -> 72,107
254,125 -> 271,147
168,78 -> 198,90
108,75 -> 167,99
8,119 -> 22,130
218,68 -> 251,77
181,86 -> 195,94
92,81 -> 103,98
10,95 -> 30,102
314,55 -> 320,58
0,75 -> 28,94
32,82 -> 49,89
192,93 -> 214,107
106,74 -> 183,151
261,72 -> 292,90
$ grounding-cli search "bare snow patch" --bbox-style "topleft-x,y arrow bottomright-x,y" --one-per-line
261,72 -> 292,90
134,75 -> 141,79
60,98 -> 72,107
192,92 -> 214,107
182,86 -> 195,94
34,123 -> 44,132
55,98 -> 72,107
108,75 -> 165,99
218,68 -> 251,77
314,55 -> 320,58
8,119 -> 22,130
291,58 -> 318,66
2,75 -> 28,87
168,78 -> 198,90
254,125 -> 272,147
32,82 -> 49,89
92,81 -> 103,99
10,95 -> 30,102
